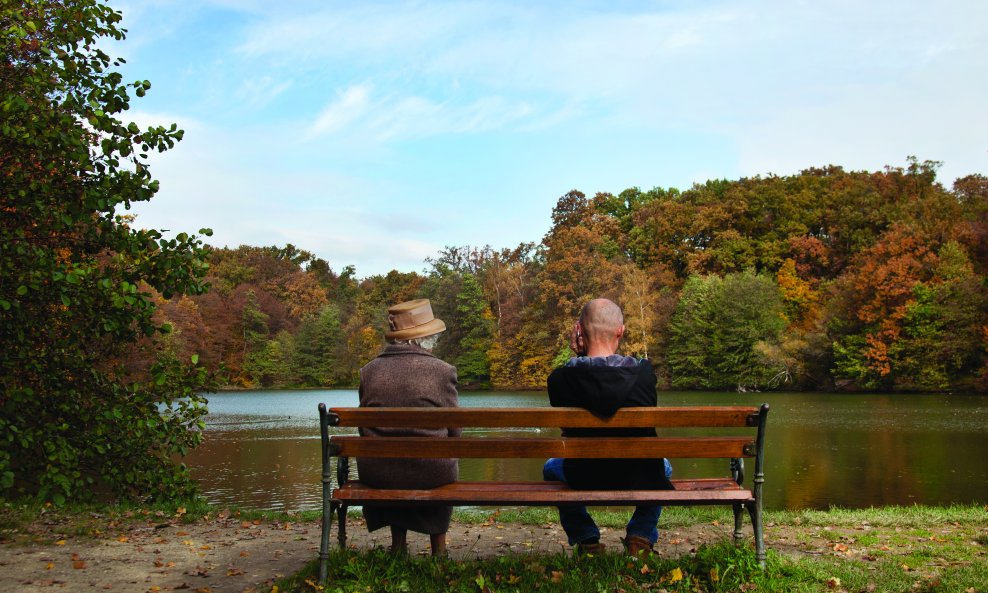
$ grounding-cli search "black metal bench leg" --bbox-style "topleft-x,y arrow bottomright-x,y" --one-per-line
319,501 -> 336,583
746,503 -> 766,568
338,504 -> 349,548
732,503 -> 744,544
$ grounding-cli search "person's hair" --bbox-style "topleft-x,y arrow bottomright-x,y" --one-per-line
388,332 -> 442,350
579,298 -> 624,342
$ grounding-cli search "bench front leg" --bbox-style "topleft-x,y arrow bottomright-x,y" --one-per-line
318,405 -> 342,583
319,501 -> 335,582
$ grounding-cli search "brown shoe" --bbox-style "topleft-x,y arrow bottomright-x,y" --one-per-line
575,541 -> 606,555
623,535 -> 654,557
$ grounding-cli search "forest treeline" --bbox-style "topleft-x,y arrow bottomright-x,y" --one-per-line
138,159 -> 988,393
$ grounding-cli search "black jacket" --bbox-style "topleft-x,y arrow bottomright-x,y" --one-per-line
548,359 -> 673,490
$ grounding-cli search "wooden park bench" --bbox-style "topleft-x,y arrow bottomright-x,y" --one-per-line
317,403 -> 770,581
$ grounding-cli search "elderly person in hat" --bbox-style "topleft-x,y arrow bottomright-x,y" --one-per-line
356,298 -> 460,556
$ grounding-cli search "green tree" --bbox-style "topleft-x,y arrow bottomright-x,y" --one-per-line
293,303 -> 345,387
453,273 -> 496,388
0,1 -> 213,502
667,271 -> 787,390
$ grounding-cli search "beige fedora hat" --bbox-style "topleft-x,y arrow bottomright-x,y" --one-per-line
385,298 -> 446,340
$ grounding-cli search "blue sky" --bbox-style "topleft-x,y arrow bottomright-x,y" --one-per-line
114,0 -> 988,278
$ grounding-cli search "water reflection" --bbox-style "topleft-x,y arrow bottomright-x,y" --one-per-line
185,390 -> 988,511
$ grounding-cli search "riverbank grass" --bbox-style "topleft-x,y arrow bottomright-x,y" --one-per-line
282,504 -> 988,593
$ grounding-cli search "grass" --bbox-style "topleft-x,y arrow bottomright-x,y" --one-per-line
274,504 -> 988,593
286,541 -> 774,593
281,538 -> 988,593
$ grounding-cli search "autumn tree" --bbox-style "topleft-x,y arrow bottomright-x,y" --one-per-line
1,1 -> 213,502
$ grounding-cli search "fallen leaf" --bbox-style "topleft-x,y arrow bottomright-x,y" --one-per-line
46,562 -> 54,570
550,571 -> 563,582
199,545 -> 211,550
154,560 -> 164,568
71,553 -> 81,561
176,531 -> 189,536
239,551 -> 250,557
195,588 -> 212,593
227,568 -> 245,576
240,522 -> 252,529
73,560 -> 86,569
176,507 -> 187,516
640,564 -> 652,574
662,567 -> 683,583
149,587 -> 161,592
55,540 -> 66,546
709,567 -> 719,582
826,577 -> 841,589
117,535 -> 129,543
833,543 -> 849,553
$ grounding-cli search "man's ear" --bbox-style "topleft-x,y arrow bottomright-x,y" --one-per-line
616,324 -> 625,340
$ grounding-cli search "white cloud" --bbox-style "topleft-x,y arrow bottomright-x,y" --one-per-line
236,76 -> 293,108
311,84 -> 372,136
308,86 -> 539,141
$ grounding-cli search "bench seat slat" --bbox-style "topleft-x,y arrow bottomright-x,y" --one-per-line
329,406 -> 759,428
332,480 -> 753,506
331,436 -> 754,459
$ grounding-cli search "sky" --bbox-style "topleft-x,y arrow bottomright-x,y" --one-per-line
112,0 -> 988,278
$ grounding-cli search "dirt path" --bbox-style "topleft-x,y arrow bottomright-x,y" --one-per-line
2,513 -> 983,593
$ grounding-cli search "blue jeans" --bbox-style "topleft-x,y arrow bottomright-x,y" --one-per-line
542,457 -> 674,546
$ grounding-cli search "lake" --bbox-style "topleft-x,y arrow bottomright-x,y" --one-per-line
186,390 -> 988,512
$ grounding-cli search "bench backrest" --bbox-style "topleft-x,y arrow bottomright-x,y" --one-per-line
319,404 -> 769,463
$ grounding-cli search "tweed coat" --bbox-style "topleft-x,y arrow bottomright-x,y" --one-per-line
357,343 -> 460,534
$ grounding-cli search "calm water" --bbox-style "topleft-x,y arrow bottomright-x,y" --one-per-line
186,390 -> 988,512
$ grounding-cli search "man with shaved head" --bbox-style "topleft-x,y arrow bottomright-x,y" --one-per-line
542,298 -> 673,557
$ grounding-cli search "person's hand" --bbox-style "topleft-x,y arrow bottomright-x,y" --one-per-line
570,321 -> 586,356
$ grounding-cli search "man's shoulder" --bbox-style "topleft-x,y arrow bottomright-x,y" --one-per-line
553,356 -> 652,372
